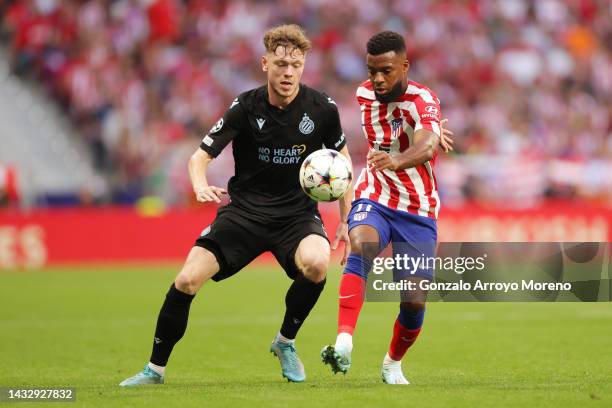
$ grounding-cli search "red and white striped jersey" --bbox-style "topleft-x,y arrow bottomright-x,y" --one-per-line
354,79 -> 442,219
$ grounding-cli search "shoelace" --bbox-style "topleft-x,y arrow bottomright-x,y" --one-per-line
279,343 -> 299,370
143,367 -> 159,377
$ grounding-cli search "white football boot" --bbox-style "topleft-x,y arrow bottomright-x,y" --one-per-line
381,353 -> 410,384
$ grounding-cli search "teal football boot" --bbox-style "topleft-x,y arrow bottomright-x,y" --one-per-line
119,365 -> 164,387
270,338 -> 306,382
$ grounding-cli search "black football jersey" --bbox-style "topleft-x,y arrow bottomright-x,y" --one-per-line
199,84 -> 346,221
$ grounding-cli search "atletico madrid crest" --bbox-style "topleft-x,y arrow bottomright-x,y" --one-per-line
391,118 -> 402,140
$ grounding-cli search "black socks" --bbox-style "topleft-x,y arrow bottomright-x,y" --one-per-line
280,275 -> 326,339
149,275 -> 324,365
149,284 -> 195,366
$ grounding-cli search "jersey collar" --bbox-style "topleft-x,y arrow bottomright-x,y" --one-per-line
264,84 -> 303,113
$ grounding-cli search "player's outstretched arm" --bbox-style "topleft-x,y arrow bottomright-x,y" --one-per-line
368,129 -> 439,171
188,148 -> 227,203
331,145 -> 352,265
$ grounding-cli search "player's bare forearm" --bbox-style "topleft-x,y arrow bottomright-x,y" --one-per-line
339,191 -> 351,221
337,146 -> 353,222
189,148 -> 214,190
332,145 -> 352,264
189,148 -> 227,203
395,130 -> 438,169
368,129 -> 439,171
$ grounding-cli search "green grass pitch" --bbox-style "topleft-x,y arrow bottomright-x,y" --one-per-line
1,264 -> 610,407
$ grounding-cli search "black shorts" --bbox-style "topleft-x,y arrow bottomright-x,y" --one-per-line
194,205 -> 329,281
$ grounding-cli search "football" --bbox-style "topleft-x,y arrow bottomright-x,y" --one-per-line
299,149 -> 352,202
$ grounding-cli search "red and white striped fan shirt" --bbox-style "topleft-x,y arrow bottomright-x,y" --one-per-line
354,79 -> 442,219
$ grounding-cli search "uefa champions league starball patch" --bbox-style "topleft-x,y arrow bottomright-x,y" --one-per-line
209,118 -> 224,133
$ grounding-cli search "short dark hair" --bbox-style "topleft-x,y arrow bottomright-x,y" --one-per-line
366,31 -> 406,56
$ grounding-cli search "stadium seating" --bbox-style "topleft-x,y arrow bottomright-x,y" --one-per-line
1,0 -> 610,207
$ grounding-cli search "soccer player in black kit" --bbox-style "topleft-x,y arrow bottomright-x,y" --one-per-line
120,24 -> 353,385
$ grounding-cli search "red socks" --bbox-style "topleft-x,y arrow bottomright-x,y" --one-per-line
337,274 -> 366,334
338,273 -> 423,362
388,318 -> 422,361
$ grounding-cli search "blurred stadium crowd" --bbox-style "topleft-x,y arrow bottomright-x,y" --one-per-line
1,0 -> 611,208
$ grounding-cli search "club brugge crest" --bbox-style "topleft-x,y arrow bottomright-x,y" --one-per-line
391,118 -> 402,139
299,113 -> 315,135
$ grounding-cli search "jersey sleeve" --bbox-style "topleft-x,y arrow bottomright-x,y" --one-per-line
199,99 -> 243,157
412,93 -> 442,137
321,94 -> 346,151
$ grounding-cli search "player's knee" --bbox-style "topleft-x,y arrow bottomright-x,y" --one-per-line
174,249 -> 218,295
299,252 -> 329,283
350,234 -> 379,260
174,273 -> 199,295
400,301 -> 426,314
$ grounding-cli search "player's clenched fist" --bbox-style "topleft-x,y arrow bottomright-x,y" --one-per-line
194,186 -> 227,203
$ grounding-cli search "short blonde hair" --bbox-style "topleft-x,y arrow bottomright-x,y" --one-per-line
263,24 -> 311,54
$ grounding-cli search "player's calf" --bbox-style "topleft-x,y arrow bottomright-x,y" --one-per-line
269,234 -> 329,382
333,224 -> 379,336
322,227 -> 377,376
380,301 -> 425,385
120,247 -> 220,387
321,271 -> 366,376
388,301 -> 425,360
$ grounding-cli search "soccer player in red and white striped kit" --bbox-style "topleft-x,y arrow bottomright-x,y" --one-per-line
322,31 -> 452,384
